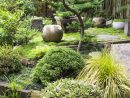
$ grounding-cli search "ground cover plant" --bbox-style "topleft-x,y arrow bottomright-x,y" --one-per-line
0,46 -> 22,75
86,27 -> 130,40
42,79 -> 102,98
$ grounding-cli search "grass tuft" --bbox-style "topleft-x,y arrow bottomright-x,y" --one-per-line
77,49 -> 130,98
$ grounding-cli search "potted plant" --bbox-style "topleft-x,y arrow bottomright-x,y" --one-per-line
112,19 -> 126,29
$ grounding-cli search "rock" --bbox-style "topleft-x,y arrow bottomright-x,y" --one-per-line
21,59 -> 28,66
42,25 -> 63,42
97,34 -> 120,42
106,20 -> 113,26
28,61 -> 36,68
92,17 -> 106,27
31,16 -> 43,32
21,59 -> 36,68
89,52 -> 101,58
30,90 -> 42,98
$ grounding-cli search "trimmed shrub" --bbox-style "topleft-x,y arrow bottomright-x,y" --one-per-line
0,46 -> 22,75
32,48 -> 85,86
42,79 -> 101,98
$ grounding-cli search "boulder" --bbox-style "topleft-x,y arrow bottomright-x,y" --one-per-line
42,25 -> 63,42
92,17 -> 106,27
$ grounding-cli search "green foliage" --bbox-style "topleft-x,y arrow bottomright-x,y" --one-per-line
113,19 -> 126,22
66,21 -> 80,31
43,18 -> 53,25
32,48 -> 85,86
42,79 -> 102,98
54,11 -> 73,18
0,46 -> 22,75
83,33 -> 97,43
0,76 -> 22,98
27,45 -> 50,60
0,0 -> 36,45
84,18 -> 93,28
0,67 -> 33,89
14,17 -> 38,45
0,0 -> 35,15
50,0 -> 103,18
0,9 -> 23,45
8,80 -> 22,98
85,27 -> 130,40
77,49 -> 130,98
16,44 -> 52,60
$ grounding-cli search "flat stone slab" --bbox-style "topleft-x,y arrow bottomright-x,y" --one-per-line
97,34 -> 120,42
88,52 -> 101,58
111,43 -> 130,78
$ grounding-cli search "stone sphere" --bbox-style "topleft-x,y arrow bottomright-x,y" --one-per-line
92,17 -> 106,27
42,25 -> 63,42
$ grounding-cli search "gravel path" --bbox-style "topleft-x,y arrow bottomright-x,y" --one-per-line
111,43 -> 130,78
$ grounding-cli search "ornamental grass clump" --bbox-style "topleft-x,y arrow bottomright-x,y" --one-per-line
32,47 -> 85,86
0,46 -> 22,75
42,79 -> 102,98
77,50 -> 130,98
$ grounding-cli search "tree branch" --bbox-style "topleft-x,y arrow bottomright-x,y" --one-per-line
62,0 -> 85,52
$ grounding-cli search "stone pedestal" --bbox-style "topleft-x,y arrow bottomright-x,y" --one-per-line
124,22 -> 130,36
31,17 -> 43,32
54,16 -> 79,33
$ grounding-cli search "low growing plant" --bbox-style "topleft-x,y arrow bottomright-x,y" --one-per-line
0,46 -> 22,75
32,48 -> 85,86
42,79 -> 102,98
77,49 -> 130,98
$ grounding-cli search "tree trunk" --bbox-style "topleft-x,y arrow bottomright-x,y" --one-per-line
114,0 -> 117,18
123,0 -> 127,18
62,0 -> 84,52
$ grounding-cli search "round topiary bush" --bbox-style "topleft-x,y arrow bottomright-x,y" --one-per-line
32,48 -> 85,86
0,46 -> 22,75
42,79 -> 101,98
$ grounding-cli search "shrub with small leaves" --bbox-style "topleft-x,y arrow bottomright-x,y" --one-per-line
42,79 -> 102,98
32,48 -> 85,86
0,46 -> 22,75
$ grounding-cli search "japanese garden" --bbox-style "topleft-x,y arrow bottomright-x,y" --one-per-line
0,0 -> 130,98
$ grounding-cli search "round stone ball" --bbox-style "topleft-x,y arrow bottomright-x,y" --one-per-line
42,25 -> 63,42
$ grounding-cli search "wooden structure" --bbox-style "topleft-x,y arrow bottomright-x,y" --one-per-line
103,0 -> 130,19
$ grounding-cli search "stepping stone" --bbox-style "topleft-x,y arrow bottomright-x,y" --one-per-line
111,43 -> 130,78
97,34 -> 120,42
88,52 -> 101,58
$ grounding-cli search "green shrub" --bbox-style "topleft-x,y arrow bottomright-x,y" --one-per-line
32,48 -> 85,86
14,17 -> 36,45
77,49 -> 130,98
0,9 -> 23,45
42,79 -> 101,98
0,46 -> 22,75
